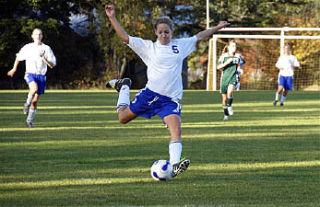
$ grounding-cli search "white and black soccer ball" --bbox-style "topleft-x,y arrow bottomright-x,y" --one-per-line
150,160 -> 173,181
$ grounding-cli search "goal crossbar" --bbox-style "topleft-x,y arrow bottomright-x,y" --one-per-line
211,34 -> 320,40
219,27 -> 320,32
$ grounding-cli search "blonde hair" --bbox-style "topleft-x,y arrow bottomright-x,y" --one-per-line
222,39 -> 237,55
153,16 -> 174,31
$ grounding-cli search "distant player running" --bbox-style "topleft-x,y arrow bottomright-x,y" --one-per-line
105,4 -> 229,177
7,28 -> 56,128
217,40 -> 245,121
273,44 -> 300,106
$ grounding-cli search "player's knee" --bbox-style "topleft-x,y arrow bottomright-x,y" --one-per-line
30,88 -> 38,95
118,116 -> 129,124
31,99 -> 38,105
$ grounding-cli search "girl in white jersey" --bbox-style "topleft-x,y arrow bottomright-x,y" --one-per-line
105,4 -> 229,178
273,44 -> 300,106
7,28 -> 56,128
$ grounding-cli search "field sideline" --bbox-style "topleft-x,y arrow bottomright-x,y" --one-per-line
0,90 -> 319,206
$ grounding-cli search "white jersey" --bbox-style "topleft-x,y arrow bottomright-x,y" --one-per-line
275,54 -> 300,77
16,42 -> 56,75
128,35 -> 198,100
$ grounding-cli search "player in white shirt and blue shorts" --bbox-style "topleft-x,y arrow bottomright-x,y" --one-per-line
273,44 -> 300,106
7,28 -> 56,128
105,4 -> 229,178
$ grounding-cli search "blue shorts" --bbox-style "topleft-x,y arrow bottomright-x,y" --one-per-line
129,88 -> 182,119
278,76 -> 293,90
24,73 -> 46,94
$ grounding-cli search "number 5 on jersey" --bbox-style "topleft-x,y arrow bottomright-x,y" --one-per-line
172,45 -> 179,54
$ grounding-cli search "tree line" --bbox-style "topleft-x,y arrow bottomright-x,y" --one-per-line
0,0 -> 318,89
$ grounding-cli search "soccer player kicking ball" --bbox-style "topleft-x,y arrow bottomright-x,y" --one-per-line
105,4 -> 229,177
7,28 -> 56,128
217,40 -> 245,121
273,44 -> 300,106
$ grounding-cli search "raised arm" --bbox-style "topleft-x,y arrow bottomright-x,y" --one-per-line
105,5 -> 129,44
196,21 -> 230,42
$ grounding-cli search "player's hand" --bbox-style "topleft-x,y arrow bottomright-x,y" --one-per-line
105,5 -> 115,18
225,58 -> 234,65
7,69 -> 16,77
40,51 -> 45,58
217,21 -> 230,29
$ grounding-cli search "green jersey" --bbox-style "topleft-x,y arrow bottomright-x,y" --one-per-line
218,53 -> 245,94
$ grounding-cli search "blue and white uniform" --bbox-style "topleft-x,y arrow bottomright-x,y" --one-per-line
16,42 -> 56,94
275,54 -> 300,90
127,35 -> 198,119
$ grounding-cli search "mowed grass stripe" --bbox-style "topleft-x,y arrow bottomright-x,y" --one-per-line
0,90 -> 319,206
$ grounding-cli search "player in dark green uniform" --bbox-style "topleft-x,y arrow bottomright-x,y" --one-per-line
217,40 -> 245,120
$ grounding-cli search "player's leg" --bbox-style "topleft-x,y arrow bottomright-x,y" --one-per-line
164,114 -> 181,158
117,107 -> 137,124
222,93 -> 229,120
280,89 -> 288,106
163,114 -> 190,177
274,76 -> 285,106
236,82 -> 240,91
227,84 -> 235,115
236,73 -> 241,91
274,86 -> 284,106
26,75 -> 46,128
31,93 -> 40,109
220,81 -> 229,120
24,80 -> 38,114
106,78 -> 137,124
26,93 -> 39,128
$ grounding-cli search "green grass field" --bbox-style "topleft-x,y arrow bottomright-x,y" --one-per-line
0,90 -> 319,206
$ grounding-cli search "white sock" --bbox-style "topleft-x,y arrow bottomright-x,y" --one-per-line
169,141 -> 182,165
26,93 -> 34,105
27,108 -> 37,123
280,95 -> 287,103
116,85 -> 130,110
275,93 -> 279,101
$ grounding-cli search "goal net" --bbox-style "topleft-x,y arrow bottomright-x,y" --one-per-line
207,33 -> 320,91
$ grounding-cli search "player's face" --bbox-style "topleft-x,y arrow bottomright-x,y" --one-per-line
284,46 -> 290,55
155,23 -> 172,45
32,30 -> 43,44
228,42 -> 237,54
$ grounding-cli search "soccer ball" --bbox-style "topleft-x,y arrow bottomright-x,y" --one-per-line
150,160 -> 173,181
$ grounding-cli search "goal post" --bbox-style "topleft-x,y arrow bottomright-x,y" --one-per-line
207,28 -> 320,91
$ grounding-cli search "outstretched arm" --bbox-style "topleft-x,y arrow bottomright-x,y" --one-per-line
105,5 -> 129,44
196,21 -> 230,42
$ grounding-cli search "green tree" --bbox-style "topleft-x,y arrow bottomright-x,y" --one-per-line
0,0 -> 105,89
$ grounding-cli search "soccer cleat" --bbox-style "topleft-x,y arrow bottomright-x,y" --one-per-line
280,102 -> 284,106
223,115 -> 229,121
23,103 -> 30,115
228,107 -> 234,115
105,79 -> 117,89
172,158 -> 190,177
106,78 -> 132,92
26,121 -> 34,128
273,100 -> 278,106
